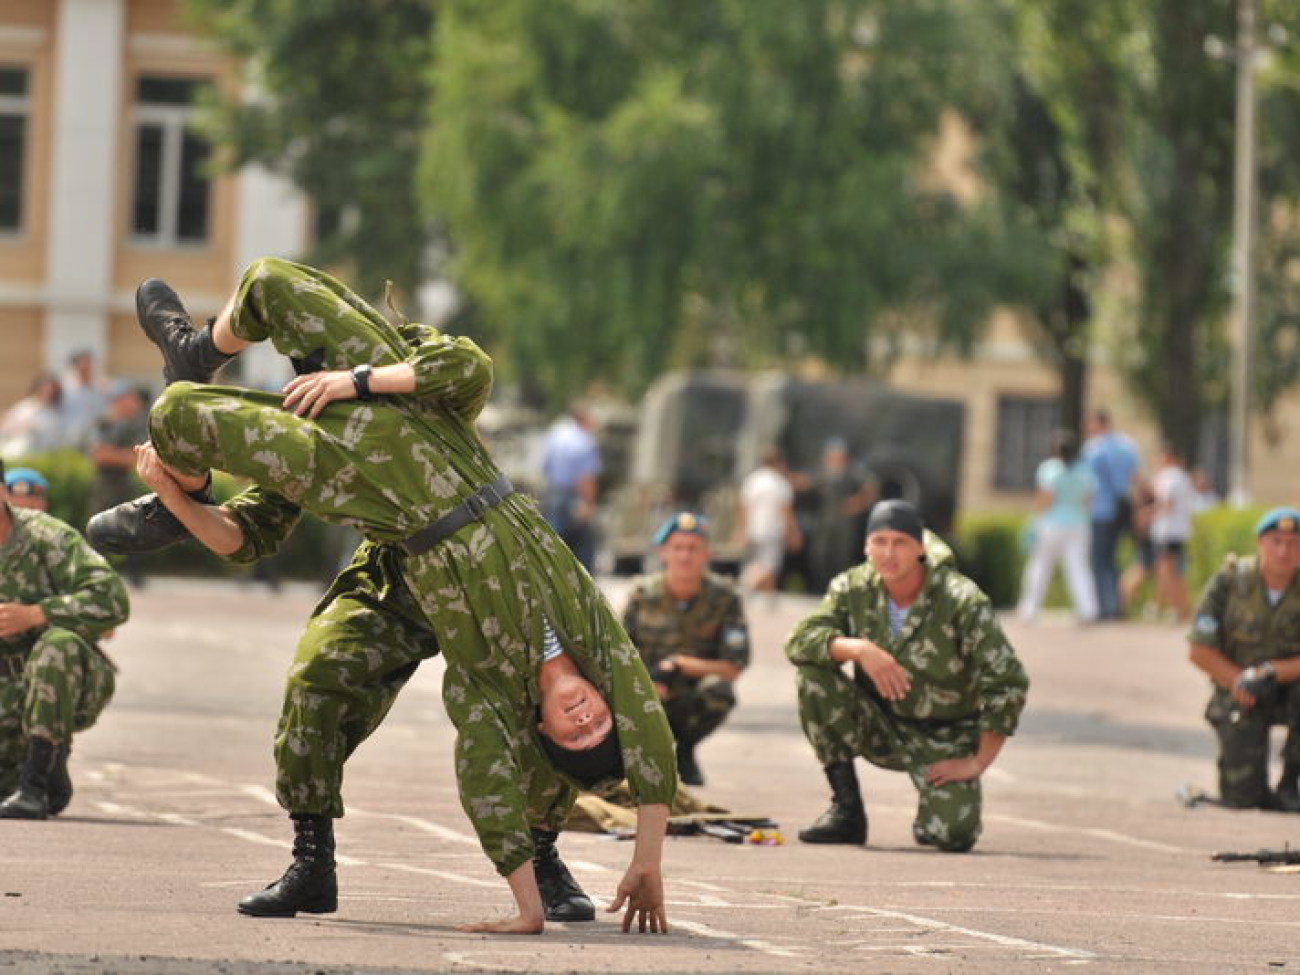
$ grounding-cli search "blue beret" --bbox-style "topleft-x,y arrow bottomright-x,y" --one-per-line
653,511 -> 710,546
1255,507 -> 1300,537
4,467 -> 49,494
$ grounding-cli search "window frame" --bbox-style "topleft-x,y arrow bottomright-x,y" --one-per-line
0,64 -> 31,237
128,76 -> 213,248
992,394 -> 1059,493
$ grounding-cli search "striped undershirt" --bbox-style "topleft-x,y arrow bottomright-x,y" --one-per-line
541,619 -> 565,662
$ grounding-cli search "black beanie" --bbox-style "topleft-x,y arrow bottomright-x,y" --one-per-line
865,499 -> 924,543
538,727 -> 625,788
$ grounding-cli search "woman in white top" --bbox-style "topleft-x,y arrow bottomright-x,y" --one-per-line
1018,429 -> 1098,623
1150,444 -> 1198,622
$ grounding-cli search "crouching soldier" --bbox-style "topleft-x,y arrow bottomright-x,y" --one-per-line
0,459 -> 129,819
785,500 -> 1028,852
622,512 -> 749,786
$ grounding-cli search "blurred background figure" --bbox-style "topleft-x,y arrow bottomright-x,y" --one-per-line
1150,443 -> 1197,623
738,445 -> 800,599
60,350 -> 110,451
796,437 -> 877,595
1083,409 -> 1141,620
87,383 -> 151,588
1120,475 -> 1158,616
540,402 -> 601,573
1191,467 -> 1220,513
3,466 -> 49,512
1017,429 -> 1098,624
0,373 -> 67,460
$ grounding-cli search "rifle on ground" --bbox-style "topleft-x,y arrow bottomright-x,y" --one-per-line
1212,846 -> 1300,866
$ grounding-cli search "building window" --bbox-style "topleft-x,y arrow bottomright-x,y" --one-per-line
130,76 -> 213,245
0,66 -> 29,234
993,395 -> 1058,491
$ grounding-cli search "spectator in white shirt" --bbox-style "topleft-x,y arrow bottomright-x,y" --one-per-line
1151,444 -> 1198,623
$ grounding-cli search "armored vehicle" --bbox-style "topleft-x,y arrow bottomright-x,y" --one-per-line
606,371 -> 965,577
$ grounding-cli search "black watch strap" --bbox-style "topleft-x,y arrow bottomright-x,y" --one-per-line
351,364 -> 375,400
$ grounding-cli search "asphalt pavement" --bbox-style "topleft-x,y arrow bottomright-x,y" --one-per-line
2,577 -> 1298,974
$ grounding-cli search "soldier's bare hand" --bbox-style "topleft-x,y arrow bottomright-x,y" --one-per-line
925,756 -> 983,786
135,444 -> 181,495
608,863 -> 668,934
0,602 -> 44,638
281,370 -> 356,419
858,644 -> 911,701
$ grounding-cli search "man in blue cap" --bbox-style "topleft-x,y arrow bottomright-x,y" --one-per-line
1188,506 -> 1300,811
4,467 -> 49,512
622,512 -> 750,786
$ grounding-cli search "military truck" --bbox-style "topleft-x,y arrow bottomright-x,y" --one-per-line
605,370 -> 965,576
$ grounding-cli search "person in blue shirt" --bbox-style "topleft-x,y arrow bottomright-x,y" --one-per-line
1082,409 -> 1140,620
540,403 -> 602,572
1017,429 -> 1098,622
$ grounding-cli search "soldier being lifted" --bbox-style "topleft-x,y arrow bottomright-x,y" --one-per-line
1188,506 -> 1300,811
785,500 -> 1028,852
0,458 -> 129,819
622,512 -> 750,786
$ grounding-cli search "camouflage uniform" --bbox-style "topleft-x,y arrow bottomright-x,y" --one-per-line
146,258 -> 677,876
217,487 -> 437,818
1188,554 -> 1300,808
784,547 -> 1028,851
0,507 -> 129,794
622,571 -> 749,744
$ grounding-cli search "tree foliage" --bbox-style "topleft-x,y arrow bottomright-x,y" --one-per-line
422,0 -> 1044,405
183,0 -> 437,301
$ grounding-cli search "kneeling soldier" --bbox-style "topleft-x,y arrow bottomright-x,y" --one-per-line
785,500 -> 1028,852
0,459 -> 129,819
622,512 -> 750,785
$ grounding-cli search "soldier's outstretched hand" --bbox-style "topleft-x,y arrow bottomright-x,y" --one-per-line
608,862 -> 668,934
281,370 -> 358,419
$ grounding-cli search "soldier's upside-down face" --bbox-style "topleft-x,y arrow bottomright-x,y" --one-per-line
865,529 -> 925,584
537,672 -> 615,751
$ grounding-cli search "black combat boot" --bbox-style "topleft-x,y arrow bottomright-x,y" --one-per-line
532,828 -> 595,922
136,278 -> 235,385
1274,762 -> 1300,813
237,814 -> 338,917
676,737 -> 705,787
46,742 -> 72,817
797,761 -> 868,845
87,481 -> 217,556
0,737 -> 58,820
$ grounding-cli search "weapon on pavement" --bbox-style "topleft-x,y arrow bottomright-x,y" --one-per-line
1211,847 -> 1300,866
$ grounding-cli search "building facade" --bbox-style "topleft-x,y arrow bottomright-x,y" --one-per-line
0,0 -> 304,408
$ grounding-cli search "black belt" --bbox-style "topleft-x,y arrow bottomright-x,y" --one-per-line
400,475 -> 515,557
0,654 -> 26,680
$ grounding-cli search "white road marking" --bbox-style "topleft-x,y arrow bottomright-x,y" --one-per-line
378,863 -> 500,890
817,904 -> 1097,960
670,918 -> 806,958
991,812 -> 1196,853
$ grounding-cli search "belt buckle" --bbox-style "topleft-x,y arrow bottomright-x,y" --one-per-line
465,490 -> 490,519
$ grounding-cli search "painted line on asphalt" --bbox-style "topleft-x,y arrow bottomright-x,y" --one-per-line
670,918 -> 806,958
816,903 -> 1097,960
991,812 -> 1195,853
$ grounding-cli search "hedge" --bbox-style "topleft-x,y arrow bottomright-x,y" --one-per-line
954,504 -> 1269,611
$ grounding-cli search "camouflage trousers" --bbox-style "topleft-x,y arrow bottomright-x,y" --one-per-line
663,675 -> 736,745
1206,685 -> 1300,808
0,630 -> 116,794
794,662 -> 982,852
275,544 -> 439,819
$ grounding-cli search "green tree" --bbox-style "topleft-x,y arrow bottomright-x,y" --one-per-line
423,0 -> 1043,405
184,0 -> 437,301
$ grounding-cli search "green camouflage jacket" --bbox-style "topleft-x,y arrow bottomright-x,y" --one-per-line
1188,554 -> 1300,668
622,572 -> 750,673
0,506 -> 129,653
784,542 -> 1028,737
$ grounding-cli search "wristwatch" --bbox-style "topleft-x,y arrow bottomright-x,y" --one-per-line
351,364 -> 375,400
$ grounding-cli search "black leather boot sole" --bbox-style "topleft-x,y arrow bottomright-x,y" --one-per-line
87,485 -> 215,555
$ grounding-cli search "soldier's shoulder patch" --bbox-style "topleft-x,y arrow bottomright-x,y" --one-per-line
1194,614 -> 1219,634
723,626 -> 748,650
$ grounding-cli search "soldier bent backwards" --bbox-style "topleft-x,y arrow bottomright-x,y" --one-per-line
622,512 -> 750,786
785,500 -> 1029,852
1188,506 -> 1300,811
0,458 -> 129,819
96,257 -> 677,933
